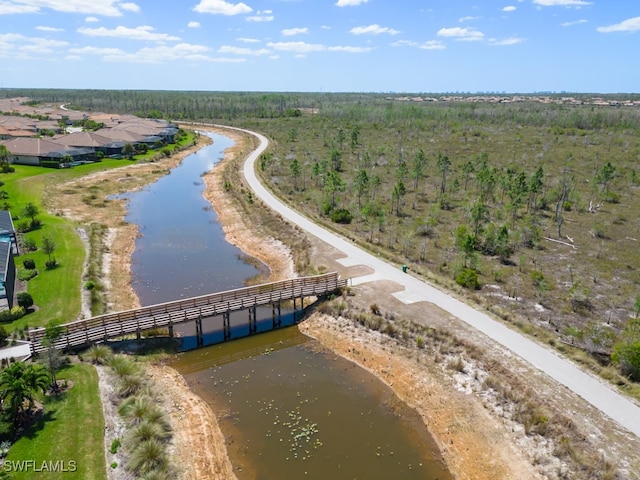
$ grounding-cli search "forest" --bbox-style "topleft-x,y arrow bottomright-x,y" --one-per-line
5,88 -> 640,387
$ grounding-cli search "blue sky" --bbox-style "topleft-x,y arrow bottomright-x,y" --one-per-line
0,0 -> 638,93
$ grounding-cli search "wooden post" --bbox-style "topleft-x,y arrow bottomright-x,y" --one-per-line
277,300 -> 281,327
223,312 -> 231,341
293,297 -> 297,323
196,315 -> 203,347
249,306 -> 257,334
168,322 -> 174,339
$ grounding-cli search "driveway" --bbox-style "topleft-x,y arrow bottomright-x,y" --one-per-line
220,125 -> 640,439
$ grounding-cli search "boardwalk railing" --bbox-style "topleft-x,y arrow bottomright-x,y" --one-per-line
28,272 -> 346,354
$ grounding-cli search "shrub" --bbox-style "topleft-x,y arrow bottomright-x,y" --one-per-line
84,280 -> 96,290
0,306 -> 25,323
455,268 -> 480,290
0,327 -> 8,347
447,356 -> 466,373
86,345 -> 113,365
16,221 -> 30,233
23,237 -> 37,252
110,438 -> 121,454
330,208 -> 352,224
605,191 -> 620,204
17,292 -> 34,310
127,438 -> 168,475
22,259 -> 36,270
612,318 -> 640,381
17,269 -> 38,281
45,259 -> 58,269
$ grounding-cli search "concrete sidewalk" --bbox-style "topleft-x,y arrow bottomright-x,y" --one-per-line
0,341 -> 32,361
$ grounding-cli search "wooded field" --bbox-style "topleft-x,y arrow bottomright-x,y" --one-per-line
6,88 -> 640,386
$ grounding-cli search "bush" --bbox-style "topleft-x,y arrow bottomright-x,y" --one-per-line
23,238 -> 37,252
330,208 -> 352,224
455,268 -> 480,290
45,259 -> 58,269
110,438 -> 121,454
16,221 -> 30,233
605,191 -> 620,204
0,326 -> 8,347
612,318 -> 640,381
0,306 -> 25,323
22,259 -> 36,270
17,292 -> 34,310
17,269 -> 38,281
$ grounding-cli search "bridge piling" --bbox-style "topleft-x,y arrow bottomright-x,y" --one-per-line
196,315 -> 204,347
223,312 -> 230,341
249,306 -> 257,334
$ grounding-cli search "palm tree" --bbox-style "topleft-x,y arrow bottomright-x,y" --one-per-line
0,363 -> 50,432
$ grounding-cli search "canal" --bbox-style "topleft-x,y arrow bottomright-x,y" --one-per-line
124,131 -> 452,479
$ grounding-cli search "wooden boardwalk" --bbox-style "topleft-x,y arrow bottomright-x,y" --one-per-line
28,272 -> 346,354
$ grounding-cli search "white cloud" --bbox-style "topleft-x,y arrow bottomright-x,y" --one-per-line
193,0 -> 252,15
459,16 -> 479,22
533,0 -> 591,6
329,45 -> 372,52
437,27 -> 484,41
420,40 -> 446,50
391,39 -> 445,50
85,16 -> 99,22
247,9 -> 273,22
119,2 -> 140,12
503,6 -> 516,12
335,0 -> 368,6
391,39 -> 417,47
0,0 -> 134,16
350,24 -> 400,35
78,25 -> 181,42
282,27 -> 308,36
267,41 -> 326,53
561,19 -> 587,27
188,21 -> 201,28
218,45 -> 270,55
266,41 -> 371,53
0,3 -> 39,14
597,17 -> 640,33
36,26 -> 65,32
0,33 -> 69,59
488,36 -> 524,45
71,42 -> 244,63
237,37 -> 260,43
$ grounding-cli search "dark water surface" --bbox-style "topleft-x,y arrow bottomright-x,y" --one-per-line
125,132 -> 452,479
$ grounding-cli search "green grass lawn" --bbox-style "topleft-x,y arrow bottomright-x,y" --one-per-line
4,363 -> 106,480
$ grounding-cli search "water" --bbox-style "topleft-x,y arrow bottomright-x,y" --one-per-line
124,131 -> 452,479
124,133 -> 264,306
173,328 -> 452,480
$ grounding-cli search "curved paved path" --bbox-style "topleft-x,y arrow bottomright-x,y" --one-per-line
218,124 -> 640,439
